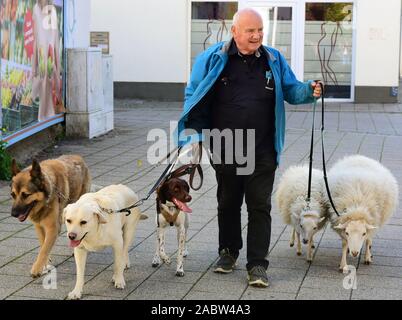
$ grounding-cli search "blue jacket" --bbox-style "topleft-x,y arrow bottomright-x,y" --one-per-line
176,40 -> 315,164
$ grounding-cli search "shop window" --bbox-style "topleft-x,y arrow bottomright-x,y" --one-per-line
191,1 -> 238,67
1,0 -> 65,137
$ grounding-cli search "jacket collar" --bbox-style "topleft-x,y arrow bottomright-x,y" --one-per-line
220,38 -> 276,62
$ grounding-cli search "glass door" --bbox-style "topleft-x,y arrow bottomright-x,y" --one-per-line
304,2 -> 354,99
249,2 -> 297,71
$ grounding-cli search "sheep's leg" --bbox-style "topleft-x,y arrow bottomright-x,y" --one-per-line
340,239 -> 348,273
307,236 -> 314,262
290,228 -> 295,247
364,238 -> 373,265
296,232 -> 302,256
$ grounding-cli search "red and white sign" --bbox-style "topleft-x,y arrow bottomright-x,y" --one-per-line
24,10 -> 34,59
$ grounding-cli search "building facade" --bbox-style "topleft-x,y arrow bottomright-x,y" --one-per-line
90,0 -> 401,103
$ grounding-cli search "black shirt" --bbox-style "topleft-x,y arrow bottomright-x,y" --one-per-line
211,41 -> 276,159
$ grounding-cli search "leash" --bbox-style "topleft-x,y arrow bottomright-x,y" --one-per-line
306,82 -> 340,216
163,142 -> 204,191
316,82 -> 341,217
118,146 -> 183,215
306,86 -> 317,207
118,142 -> 204,216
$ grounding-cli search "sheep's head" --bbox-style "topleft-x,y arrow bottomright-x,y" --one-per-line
293,211 -> 326,245
334,219 -> 377,257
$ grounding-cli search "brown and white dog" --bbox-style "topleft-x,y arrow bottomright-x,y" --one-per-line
151,178 -> 192,277
10,155 -> 91,277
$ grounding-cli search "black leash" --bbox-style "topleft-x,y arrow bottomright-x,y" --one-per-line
306,87 -> 317,205
118,146 -> 183,215
317,82 -> 341,217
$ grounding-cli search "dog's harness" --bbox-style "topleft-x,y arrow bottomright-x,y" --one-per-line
156,199 -> 180,227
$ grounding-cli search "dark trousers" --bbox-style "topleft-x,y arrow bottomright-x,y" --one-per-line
213,152 -> 277,271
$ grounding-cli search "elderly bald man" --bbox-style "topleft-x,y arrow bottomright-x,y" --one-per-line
177,8 -> 321,287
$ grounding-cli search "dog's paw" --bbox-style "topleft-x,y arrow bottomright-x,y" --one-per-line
175,270 -> 185,277
296,252 -> 302,256
152,255 -> 161,267
67,290 -> 82,300
161,257 -> 171,265
30,263 -> 44,278
112,275 -> 126,289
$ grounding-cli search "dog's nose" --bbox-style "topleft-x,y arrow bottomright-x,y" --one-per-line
186,195 -> 192,202
68,233 -> 77,240
302,239 -> 308,245
351,251 -> 359,257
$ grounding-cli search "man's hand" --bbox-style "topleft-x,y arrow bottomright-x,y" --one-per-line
311,81 -> 323,98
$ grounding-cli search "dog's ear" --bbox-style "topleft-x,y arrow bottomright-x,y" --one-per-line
94,206 -> 108,224
157,182 -> 169,203
11,159 -> 20,177
62,207 -> 68,223
30,158 -> 45,189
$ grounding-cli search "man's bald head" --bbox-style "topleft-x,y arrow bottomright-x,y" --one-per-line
231,8 -> 264,55
233,8 -> 263,27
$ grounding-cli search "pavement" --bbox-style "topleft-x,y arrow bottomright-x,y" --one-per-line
1,98 -> 402,300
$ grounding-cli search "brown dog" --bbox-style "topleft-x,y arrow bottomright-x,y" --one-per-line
10,155 -> 91,277
152,178 -> 192,276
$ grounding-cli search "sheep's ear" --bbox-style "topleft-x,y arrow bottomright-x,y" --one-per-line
366,224 -> 377,230
334,223 -> 346,230
319,217 -> 326,223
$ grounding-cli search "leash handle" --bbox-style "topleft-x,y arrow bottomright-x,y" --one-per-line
317,82 -> 341,217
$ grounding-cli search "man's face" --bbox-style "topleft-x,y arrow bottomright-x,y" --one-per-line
232,13 -> 264,54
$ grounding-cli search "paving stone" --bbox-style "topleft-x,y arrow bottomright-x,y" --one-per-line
2,100 -> 402,300
297,287 -> 350,300
351,287 -> 402,300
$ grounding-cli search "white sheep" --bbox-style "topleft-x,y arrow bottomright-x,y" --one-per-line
326,155 -> 399,272
275,165 -> 329,262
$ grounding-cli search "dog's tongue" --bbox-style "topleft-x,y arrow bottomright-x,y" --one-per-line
69,240 -> 81,248
172,198 -> 192,213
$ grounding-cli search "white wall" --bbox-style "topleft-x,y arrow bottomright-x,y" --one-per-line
65,0 -> 91,48
90,0 -> 188,83
355,0 -> 401,87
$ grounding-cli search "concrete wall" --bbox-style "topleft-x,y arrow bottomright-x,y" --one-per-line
355,0 -> 401,87
90,0 -> 188,83
65,0 -> 91,48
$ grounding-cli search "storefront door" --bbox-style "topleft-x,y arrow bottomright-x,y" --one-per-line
241,0 -> 355,101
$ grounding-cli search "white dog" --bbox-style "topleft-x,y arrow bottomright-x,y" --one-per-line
64,184 -> 148,300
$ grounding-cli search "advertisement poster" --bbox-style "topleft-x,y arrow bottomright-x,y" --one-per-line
0,0 -> 64,137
